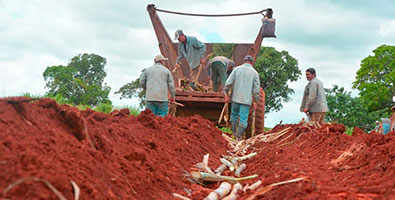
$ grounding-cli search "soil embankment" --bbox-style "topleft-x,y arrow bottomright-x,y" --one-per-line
1,97 -> 395,199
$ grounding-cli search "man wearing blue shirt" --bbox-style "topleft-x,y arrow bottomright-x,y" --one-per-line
225,55 -> 261,140
174,30 -> 206,90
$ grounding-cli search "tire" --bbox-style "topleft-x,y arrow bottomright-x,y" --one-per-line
245,87 -> 265,138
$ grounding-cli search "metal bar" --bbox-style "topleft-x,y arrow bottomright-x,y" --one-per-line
147,4 -> 182,87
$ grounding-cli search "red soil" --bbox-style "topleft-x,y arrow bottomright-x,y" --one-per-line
0,97 -> 227,199
239,123 -> 395,199
1,97 -> 395,199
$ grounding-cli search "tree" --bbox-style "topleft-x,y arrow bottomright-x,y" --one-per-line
254,47 -> 301,113
325,85 -> 385,130
353,45 -> 395,113
43,53 -> 111,106
115,78 -> 146,109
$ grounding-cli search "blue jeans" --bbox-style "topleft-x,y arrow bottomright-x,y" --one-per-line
230,102 -> 250,129
146,101 -> 168,117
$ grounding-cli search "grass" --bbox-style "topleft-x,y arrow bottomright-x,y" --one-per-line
219,126 -> 272,133
113,105 -> 141,116
345,127 -> 353,135
17,93 -> 141,116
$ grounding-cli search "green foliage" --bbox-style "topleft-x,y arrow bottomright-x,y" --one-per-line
115,78 -> 146,109
46,93 -> 69,105
325,85 -> 387,131
353,45 -> 395,113
212,43 -> 234,59
111,105 -> 141,116
94,103 -> 113,113
127,107 -> 140,116
219,127 -> 232,133
43,53 -> 112,106
75,104 -> 92,111
21,92 -> 43,99
255,47 -> 302,113
345,127 -> 353,136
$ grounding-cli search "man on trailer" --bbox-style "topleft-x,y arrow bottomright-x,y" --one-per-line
208,56 -> 235,92
174,30 -> 206,90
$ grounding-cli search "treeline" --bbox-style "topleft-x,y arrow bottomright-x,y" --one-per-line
40,45 -> 395,130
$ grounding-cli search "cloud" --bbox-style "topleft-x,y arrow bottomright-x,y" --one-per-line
1,0 -> 394,127
380,20 -> 395,36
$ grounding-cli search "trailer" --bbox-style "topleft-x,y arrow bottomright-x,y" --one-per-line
147,4 -> 274,137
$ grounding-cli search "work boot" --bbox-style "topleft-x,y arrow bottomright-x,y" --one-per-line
236,126 -> 246,141
231,122 -> 237,139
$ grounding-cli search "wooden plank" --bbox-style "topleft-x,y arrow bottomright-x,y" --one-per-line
176,97 -> 225,103
176,91 -> 225,97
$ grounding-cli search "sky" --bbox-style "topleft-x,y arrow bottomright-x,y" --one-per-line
1,0 -> 395,127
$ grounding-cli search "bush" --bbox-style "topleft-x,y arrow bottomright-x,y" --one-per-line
94,103 -> 113,113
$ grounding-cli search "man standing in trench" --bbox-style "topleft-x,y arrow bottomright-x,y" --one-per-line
174,30 -> 206,90
300,68 -> 328,123
140,54 -> 176,117
208,56 -> 235,92
225,55 -> 260,140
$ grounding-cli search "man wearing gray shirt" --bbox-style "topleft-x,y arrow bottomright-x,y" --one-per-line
208,56 -> 235,92
225,55 -> 261,140
300,68 -> 328,123
174,30 -> 206,90
140,54 -> 176,117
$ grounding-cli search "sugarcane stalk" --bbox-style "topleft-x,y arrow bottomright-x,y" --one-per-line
204,182 -> 232,200
234,152 -> 257,161
235,163 -> 246,177
243,180 -> 262,192
173,193 -> 191,200
190,171 -> 258,182
215,164 -> 227,175
220,158 -> 235,171
222,183 -> 242,200
218,102 -> 228,124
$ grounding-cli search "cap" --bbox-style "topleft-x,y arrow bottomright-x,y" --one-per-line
228,60 -> 235,67
174,30 -> 184,40
244,55 -> 254,62
154,54 -> 168,62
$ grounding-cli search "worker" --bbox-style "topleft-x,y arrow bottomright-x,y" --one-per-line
225,55 -> 260,141
140,54 -> 176,117
208,56 -> 235,92
300,68 -> 328,123
174,30 -> 206,90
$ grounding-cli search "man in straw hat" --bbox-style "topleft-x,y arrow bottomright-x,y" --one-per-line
140,54 -> 176,117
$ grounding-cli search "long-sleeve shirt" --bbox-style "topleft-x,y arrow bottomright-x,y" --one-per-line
300,77 -> 328,112
176,36 -> 206,70
209,56 -> 233,68
225,63 -> 260,105
208,56 -> 233,77
140,63 -> 175,102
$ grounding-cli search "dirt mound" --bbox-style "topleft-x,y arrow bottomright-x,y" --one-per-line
0,97 -> 228,199
2,97 -> 395,199
237,123 -> 395,199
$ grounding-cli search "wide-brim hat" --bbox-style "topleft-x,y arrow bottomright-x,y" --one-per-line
154,54 -> 168,62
